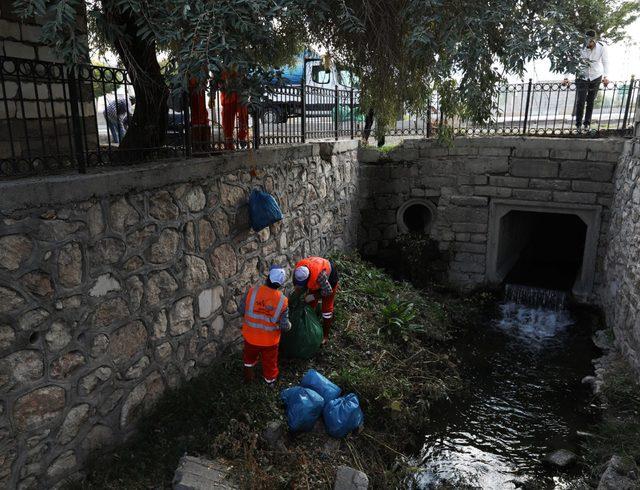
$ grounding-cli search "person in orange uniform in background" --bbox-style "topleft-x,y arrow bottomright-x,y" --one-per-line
220,69 -> 249,150
188,77 -> 211,152
240,266 -> 290,385
293,256 -> 339,344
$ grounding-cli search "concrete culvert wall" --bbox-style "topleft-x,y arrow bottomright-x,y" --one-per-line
358,136 -> 621,299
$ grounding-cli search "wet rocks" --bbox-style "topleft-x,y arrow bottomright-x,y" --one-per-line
261,420 -> 286,450
172,455 -> 237,489
543,449 -> 577,468
334,465 -> 369,490
597,455 -> 639,489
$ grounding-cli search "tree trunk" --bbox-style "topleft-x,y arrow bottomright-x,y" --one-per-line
105,4 -> 168,154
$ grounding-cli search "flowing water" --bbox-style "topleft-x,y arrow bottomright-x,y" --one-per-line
412,285 -> 600,489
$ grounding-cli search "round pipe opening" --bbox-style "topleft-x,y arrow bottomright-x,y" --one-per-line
397,199 -> 436,234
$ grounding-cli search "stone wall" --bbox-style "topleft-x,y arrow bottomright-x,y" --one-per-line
358,137 -> 624,297
0,141 -> 359,488
601,109 -> 640,374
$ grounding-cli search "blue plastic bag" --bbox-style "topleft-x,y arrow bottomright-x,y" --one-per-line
280,386 -> 325,432
323,394 -> 364,438
249,188 -> 283,232
300,369 -> 341,404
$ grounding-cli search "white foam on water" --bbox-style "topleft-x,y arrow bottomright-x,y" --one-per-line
497,302 -> 575,344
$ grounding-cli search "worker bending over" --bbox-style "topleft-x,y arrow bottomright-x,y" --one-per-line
240,266 -> 290,385
293,256 -> 339,344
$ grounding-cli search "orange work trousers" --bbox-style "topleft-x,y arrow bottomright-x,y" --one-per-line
243,341 -> 279,383
221,91 -> 248,150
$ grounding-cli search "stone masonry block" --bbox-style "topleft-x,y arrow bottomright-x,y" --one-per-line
474,186 -> 512,198
571,181 -> 614,194
454,242 -> 486,254
448,146 -> 479,157
0,20 -> 21,40
512,189 -> 552,201
449,195 -> 488,207
489,176 -> 529,188
510,158 -> 559,178
550,148 -> 587,160
477,147 -> 513,157
559,161 -> 615,182
464,159 -> 509,174
553,191 -> 597,204
452,223 -> 487,233
357,148 -> 380,163
587,151 -> 621,163
512,147 -> 550,159
450,260 -> 485,274
389,149 -> 419,161
529,178 -> 571,190
3,40 -> 35,59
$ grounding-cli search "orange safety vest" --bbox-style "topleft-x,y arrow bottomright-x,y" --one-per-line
242,285 -> 288,347
295,257 -> 331,292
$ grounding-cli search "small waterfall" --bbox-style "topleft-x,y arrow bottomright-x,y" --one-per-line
500,284 -> 574,343
504,284 -> 568,310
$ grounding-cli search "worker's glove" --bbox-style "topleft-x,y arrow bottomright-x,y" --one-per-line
281,320 -> 292,333
305,294 -> 317,304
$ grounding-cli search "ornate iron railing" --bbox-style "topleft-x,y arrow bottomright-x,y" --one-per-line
1,54 -> 638,179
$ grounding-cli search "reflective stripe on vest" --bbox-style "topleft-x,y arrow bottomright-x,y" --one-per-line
242,285 -> 287,346
244,286 -> 286,326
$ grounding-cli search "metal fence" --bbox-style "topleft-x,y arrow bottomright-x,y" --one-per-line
1,54 -> 638,179
0,56 -> 186,179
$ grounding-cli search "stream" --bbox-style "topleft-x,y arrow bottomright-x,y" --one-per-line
412,285 -> 601,489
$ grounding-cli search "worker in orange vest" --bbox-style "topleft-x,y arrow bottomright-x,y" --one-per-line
220,69 -> 249,150
293,256 -> 339,344
240,266 -> 290,385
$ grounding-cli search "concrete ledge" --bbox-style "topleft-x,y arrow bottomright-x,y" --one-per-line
0,143 -> 327,212
319,139 -> 359,159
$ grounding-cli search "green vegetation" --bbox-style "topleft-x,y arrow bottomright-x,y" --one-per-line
72,253 -> 491,489
583,354 -> 640,482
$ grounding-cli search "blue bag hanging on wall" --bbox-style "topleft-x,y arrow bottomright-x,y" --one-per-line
300,369 -> 341,404
249,188 -> 283,232
323,393 -> 364,438
280,386 -> 325,432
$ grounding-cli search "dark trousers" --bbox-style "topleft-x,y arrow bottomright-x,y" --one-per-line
575,77 -> 601,127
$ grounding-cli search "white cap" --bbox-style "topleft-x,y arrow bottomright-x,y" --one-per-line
268,267 -> 286,286
293,265 -> 310,286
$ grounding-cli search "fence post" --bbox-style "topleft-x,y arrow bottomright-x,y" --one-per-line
427,101 -> 432,138
334,86 -> 339,140
622,75 -> 636,130
350,87 -> 354,139
301,68 -> 306,143
182,91 -> 192,158
67,66 -> 87,174
522,78 -> 532,135
253,108 -> 261,150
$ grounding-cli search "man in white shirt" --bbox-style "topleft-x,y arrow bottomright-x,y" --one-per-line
564,30 -> 609,131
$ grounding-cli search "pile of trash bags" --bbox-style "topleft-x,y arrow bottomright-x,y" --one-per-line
280,369 -> 364,438
279,294 -> 323,359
